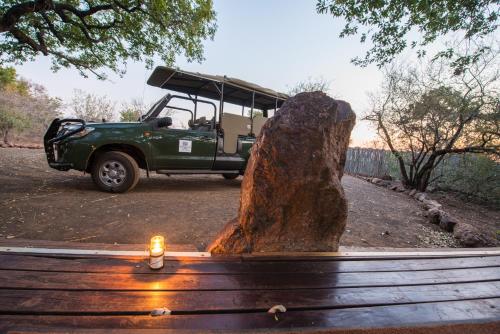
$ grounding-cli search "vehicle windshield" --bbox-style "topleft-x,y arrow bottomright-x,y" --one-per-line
140,95 -> 168,121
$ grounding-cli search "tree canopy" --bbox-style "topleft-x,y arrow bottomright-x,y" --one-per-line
317,0 -> 499,71
70,89 -> 115,121
365,55 -> 499,191
0,0 -> 217,79
288,77 -> 331,96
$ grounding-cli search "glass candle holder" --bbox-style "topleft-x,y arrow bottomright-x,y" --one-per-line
149,235 -> 165,269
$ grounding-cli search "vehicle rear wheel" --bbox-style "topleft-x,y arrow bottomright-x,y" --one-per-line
222,173 -> 239,180
91,151 -> 140,193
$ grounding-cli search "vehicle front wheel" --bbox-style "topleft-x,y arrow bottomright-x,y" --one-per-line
91,151 -> 140,193
222,173 -> 239,180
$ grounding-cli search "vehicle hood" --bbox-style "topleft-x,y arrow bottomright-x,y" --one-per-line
86,122 -> 142,129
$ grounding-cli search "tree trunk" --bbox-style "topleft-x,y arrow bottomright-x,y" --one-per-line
416,168 -> 432,191
413,155 -> 437,192
2,128 -> 10,144
397,159 -> 410,187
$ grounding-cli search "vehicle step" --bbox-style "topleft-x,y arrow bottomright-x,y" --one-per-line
156,170 -> 239,175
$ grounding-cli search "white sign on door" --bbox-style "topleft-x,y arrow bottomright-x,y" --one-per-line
179,140 -> 192,153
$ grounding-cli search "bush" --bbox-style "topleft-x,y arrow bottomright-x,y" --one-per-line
0,67 -> 61,144
433,154 -> 499,205
345,148 -> 499,205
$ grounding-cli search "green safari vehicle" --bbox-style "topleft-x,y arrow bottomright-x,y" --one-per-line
44,67 -> 288,192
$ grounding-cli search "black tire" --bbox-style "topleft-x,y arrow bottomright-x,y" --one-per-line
91,151 -> 140,193
222,173 -> 239,180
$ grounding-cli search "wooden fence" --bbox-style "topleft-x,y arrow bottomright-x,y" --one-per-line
344,147 -> 392,178
345,147 -> 499,204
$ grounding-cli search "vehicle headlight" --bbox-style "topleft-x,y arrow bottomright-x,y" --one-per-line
61,124 -> 95,139
70,127 -> 95,138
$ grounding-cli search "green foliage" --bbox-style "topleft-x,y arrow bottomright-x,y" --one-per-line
434,154 -> 500,205
0,0 -> 217,79
246,110 -> 263,118
316,0 -> 499,71
0,66 -> 28,94
0,102 -> 30,143
120,109 -> 140,122
119,98 -> 148,122
0,66 -> 16,87
346,148 -> 499,204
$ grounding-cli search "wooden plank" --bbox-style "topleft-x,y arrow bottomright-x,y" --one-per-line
338,246 -> 500,252
0,238 -> 197,252
5,322 -> 500,334
0,254 -> 499,274
241,249 -> 500,260
2,249 -> 500,263
0,298 -> 499,331
0,281 -> 499,314
2,246 -> 500,262
0,247 -> 210,258
0,267 -> 499,291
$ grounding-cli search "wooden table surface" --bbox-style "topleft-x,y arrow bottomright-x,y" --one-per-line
0,245 -> 499,333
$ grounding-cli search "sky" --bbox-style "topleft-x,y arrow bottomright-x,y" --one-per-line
13,0 -> 394,146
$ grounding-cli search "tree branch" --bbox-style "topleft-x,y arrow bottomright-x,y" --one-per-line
9,27 -> 43,53
0,0 -> 50,32
40,12 -> 65,43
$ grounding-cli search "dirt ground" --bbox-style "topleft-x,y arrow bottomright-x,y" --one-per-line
0,148 -> 498,250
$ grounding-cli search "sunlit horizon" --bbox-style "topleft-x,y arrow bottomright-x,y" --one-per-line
11,0 -> 444,148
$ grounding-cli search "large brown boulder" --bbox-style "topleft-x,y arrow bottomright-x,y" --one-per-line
453,223 -> 494,247
208,92 -> 356,254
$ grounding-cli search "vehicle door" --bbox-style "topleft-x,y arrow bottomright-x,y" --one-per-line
149,99 -> 216,170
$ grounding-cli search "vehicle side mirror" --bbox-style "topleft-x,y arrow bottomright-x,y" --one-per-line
157,117 -> 172,128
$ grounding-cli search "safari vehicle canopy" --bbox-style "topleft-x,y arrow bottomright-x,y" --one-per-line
147,67 -> 288,113
44,67 -> 288,192
144,67 -> 288,154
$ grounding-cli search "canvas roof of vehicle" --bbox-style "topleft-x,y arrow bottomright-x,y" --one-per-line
147,67 -> 289,110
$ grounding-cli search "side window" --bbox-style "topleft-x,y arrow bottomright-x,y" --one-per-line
161,97 -> 194,129
157,96 -> 217,131
161,108 -> 191,129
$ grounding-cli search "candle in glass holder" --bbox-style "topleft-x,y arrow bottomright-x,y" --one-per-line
149,235 -> 165,269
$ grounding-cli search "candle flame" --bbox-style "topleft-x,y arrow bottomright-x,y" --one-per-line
150,235 -> 165,256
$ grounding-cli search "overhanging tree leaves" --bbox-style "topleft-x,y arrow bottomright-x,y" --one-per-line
0,0 -> 217,78
316,0 -> 499,71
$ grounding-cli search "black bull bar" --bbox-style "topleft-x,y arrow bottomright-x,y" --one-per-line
43,118 -> 85,170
